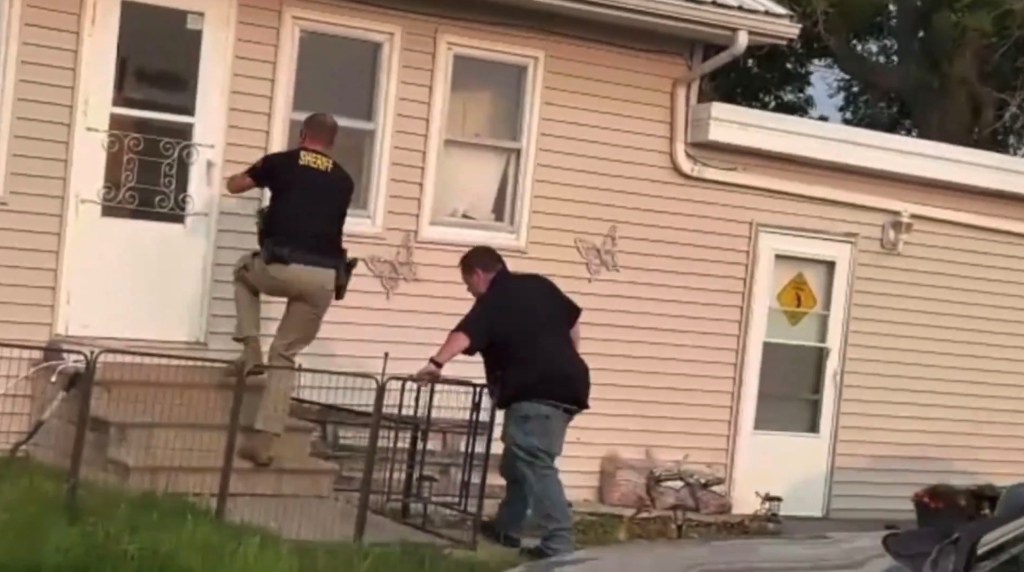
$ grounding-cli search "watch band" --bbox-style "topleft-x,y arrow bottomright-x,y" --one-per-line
428,357 -> 444,369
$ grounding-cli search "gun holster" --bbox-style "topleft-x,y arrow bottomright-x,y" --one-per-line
256,206 -> 269,249
335,252 -> 359,301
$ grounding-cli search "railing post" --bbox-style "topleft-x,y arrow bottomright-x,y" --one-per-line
471,402 -> 498,548
64,353 -> 97,517
215,363 -> 247,520
353,378 -> 387,543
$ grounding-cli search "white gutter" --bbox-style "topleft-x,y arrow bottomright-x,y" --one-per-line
671,36 -> 1024,237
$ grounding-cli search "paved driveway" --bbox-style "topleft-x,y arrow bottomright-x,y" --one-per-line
506,532 -> 905,572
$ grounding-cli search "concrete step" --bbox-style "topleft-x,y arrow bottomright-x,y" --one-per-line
93,361 -> 235,387
103,422 -> 317,467
109,455 -> 338,497
88,382 -> 256,425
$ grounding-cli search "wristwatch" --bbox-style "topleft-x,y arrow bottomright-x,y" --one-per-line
428,357 -> 444,369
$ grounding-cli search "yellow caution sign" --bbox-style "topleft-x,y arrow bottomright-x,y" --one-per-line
776,272 -> 818,326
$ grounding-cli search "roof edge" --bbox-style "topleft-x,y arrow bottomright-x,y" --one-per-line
490,0 -> 801,45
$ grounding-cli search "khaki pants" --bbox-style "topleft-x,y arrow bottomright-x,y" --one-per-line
233,252 -> 334,436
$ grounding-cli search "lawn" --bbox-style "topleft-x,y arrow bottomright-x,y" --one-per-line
0,458 -> 517,572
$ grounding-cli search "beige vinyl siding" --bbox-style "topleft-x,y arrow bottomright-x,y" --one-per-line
207,0 -> 1024,507
207,0 -> 739,499
833,217 -> 1024,519
0,0 -> 79,448
0,0 -> 78,343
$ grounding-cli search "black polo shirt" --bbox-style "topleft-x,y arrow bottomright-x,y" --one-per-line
246,147 -> 354,260
454,269 -> 590,411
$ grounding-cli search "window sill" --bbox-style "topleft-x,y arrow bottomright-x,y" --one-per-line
417,223 -> 529,252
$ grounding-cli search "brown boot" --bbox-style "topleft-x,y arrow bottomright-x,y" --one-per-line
237,338 -> 265,377
238,430 -> 275,467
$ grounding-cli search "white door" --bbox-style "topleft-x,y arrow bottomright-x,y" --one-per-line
59,0 -> 230,342
731,231 -> 854,517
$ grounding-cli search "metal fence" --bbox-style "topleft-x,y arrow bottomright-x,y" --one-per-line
0,341 -> 496,548
363,375 -> 497,546
1,342 -> 91,471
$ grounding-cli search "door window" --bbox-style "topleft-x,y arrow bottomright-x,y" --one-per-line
100,1 -> 204,224
754,256 -> 835,434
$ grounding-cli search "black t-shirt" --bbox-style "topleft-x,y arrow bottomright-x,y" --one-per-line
454,269 -> 590,411
246,147 -> 354,260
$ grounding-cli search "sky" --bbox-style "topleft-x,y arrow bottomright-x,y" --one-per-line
808,64 -> 844,121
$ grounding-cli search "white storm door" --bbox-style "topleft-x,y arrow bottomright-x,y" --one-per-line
731,231 -> 853,517
60,0 -> 230,342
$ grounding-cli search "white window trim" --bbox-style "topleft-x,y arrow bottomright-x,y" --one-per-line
267,7 -> 401,235
0,0 -> 23,204
418,34 -> 545,251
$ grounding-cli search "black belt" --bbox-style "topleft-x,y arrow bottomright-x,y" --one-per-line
532,400 -> 580,416
261,242 -> 340,270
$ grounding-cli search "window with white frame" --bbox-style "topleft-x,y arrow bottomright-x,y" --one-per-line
274,11 -> 398,232
0,0 -> 21,200
420,37 -> 544,247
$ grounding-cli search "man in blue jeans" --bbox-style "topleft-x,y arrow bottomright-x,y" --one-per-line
416,246 -> 590,560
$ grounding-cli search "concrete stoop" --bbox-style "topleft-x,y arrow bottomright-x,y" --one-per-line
23,362 -> 350,531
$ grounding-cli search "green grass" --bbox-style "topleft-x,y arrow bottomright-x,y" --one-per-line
0,458 -> 517,572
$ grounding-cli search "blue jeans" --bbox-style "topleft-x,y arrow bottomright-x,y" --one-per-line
494,401 -> 575,555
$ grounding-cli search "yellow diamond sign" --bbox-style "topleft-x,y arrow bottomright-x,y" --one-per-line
776,272 -> 818,326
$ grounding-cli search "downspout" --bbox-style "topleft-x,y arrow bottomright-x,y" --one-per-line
670,32 -> 1024,237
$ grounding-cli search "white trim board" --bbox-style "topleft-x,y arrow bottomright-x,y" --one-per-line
267,7 -> 402,236
416,33 -> 545,251
0,0 -> 23,203
689,102 -> 1024,199
672,74 -> 1024,238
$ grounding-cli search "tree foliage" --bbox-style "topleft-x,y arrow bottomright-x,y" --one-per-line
702,0 -> 1024,155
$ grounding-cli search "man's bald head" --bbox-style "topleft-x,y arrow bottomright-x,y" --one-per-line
299,112 -> 338,149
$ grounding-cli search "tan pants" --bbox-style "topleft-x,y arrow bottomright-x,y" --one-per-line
233,252 -> 334,435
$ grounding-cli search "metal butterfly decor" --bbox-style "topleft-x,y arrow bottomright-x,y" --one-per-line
364,232 -> 418,299
575,224 -> 621,282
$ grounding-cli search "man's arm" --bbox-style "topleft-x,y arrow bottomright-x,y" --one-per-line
227,155 -> 272,195
431,331 -> 472,365
226,173 -> 257,195
415,301 -> 489,381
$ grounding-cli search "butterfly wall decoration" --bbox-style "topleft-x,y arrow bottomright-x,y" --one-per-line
364,231 -> 418,299
575,224 -> 621,282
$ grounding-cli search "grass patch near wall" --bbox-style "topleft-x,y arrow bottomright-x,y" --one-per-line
0,458 -> 515,572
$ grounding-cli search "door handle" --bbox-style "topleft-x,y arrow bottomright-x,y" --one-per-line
819,346 -> 832,391
205,158 -> 216,188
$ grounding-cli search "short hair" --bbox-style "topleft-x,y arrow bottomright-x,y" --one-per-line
301,112 -> 338,146
459,246 -> 506,275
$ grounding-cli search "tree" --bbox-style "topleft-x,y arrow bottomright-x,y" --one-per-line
701,0 -> 1024,155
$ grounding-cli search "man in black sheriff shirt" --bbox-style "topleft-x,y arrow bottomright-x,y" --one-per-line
225,112 -> 354,466
416,246 -> 589,560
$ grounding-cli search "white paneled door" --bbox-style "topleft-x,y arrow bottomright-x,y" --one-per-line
59,0 -> 231,341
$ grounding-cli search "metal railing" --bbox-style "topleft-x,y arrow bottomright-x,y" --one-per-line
0,341 -> 496,548
362,375 -> 497,546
